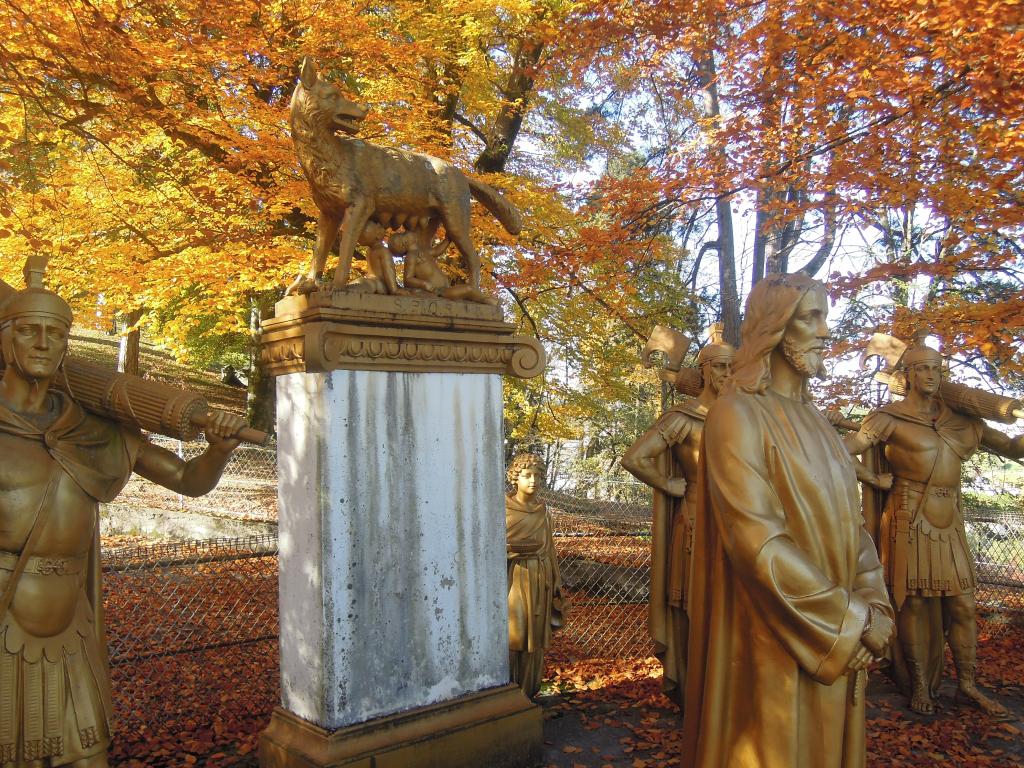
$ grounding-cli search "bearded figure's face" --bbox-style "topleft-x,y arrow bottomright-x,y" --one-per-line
705,360 -> 731,395
780,289 -> 828,379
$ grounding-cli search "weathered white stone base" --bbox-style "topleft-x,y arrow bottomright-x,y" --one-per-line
259,685 -> 542,768
275,369 -> 508,730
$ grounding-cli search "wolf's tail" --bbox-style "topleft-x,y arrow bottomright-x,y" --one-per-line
468,177 -> 523,235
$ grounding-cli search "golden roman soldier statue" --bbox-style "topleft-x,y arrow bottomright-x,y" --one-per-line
844,340 -> 1024,717
0,258 -> 247,767
621,329 -> 734,707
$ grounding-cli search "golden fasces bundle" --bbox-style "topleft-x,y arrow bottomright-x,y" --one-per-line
0,354 -> 267,444
875,371 -> 1023,425
862,333 -> 1023,424
0,275 -> 266,444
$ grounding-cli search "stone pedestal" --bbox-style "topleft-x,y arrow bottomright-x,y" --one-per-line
260,685 -> 539,768
259,293 -> 544,768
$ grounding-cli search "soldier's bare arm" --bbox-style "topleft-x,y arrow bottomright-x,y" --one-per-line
850,458 -> 892,490
841,427 -> 892,489
133,411 -> 246,497
842,429 -> 875,456
621,415 -> 690,497
980,425 -> 1024,460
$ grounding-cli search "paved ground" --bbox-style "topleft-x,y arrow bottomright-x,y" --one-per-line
538,667 -> 1024,768
540,687 -> 679,767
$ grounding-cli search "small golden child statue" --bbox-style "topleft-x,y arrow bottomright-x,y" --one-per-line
505,453 -> 565,697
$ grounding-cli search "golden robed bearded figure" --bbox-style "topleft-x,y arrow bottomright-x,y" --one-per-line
681,274 -> 895,768
843,341 -> 1024,717
621,332 -> 734,706
506,453 -> 565,697
0,259 -> 246,767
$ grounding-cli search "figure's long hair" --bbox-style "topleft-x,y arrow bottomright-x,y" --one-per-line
724,273 -> 825,397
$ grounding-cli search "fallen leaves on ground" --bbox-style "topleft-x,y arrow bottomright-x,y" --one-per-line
100,552 -> 1023,768
539,618 -> 1024,768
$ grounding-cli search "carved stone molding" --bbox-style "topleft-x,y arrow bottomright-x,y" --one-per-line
260,292 -> 545,378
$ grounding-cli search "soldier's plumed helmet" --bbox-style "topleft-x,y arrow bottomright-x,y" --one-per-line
0,256 -> 73,329
901,343 -> 942,368
696,341 -> 735,366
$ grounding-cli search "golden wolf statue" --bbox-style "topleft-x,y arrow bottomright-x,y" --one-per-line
287,58 -> 523,296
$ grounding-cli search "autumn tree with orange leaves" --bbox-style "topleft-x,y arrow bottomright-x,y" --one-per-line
563,0 -> 1024,340
1,0 -> 1021,448
0,0 -> 587,430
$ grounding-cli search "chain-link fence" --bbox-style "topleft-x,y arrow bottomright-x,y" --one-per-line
100,433 -> 1024,629
102,536 -> 279,764
108,436 -> 279,523
966,505 -> 1024,625
544,488 -> 654,659
97,480 -> 1024,763
547,488 -> 1024,656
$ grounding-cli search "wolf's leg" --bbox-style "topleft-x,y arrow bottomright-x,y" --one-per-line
287,209 -> 343,295
332,201 -> 373,289
452,238 -> 480,290
444,218 -> 481,291
314,209 -> 343,280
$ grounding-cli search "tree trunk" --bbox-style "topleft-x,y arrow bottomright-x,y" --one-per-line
793,191 -> 839,277
246,292 -> 278,435
715,196 -> 740,347
474,33 -> 545,174
698,54 -> 741,347
752,193 -> 771,290
116,307 -> 145,375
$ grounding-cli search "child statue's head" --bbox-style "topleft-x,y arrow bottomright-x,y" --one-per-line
507,452 -> 546,497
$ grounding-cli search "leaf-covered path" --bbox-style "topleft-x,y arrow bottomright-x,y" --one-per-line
107,623 -> 1024,766
539,626 -> 1024,768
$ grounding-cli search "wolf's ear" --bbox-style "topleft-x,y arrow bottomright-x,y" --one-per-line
299,57 -> 318,89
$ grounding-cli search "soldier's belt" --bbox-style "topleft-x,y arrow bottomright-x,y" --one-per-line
0,550 -> 85,576
893,478 -> 957,497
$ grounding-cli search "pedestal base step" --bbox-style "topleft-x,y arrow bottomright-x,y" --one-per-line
259,684 -> 542,768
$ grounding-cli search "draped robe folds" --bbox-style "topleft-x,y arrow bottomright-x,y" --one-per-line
506,495 -> 563,697
682,391 -> 892,768
0,394 -> 139,767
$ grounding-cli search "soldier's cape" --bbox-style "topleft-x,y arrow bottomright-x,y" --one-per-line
0,391 -> 140,503
648,398 -> 707,706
